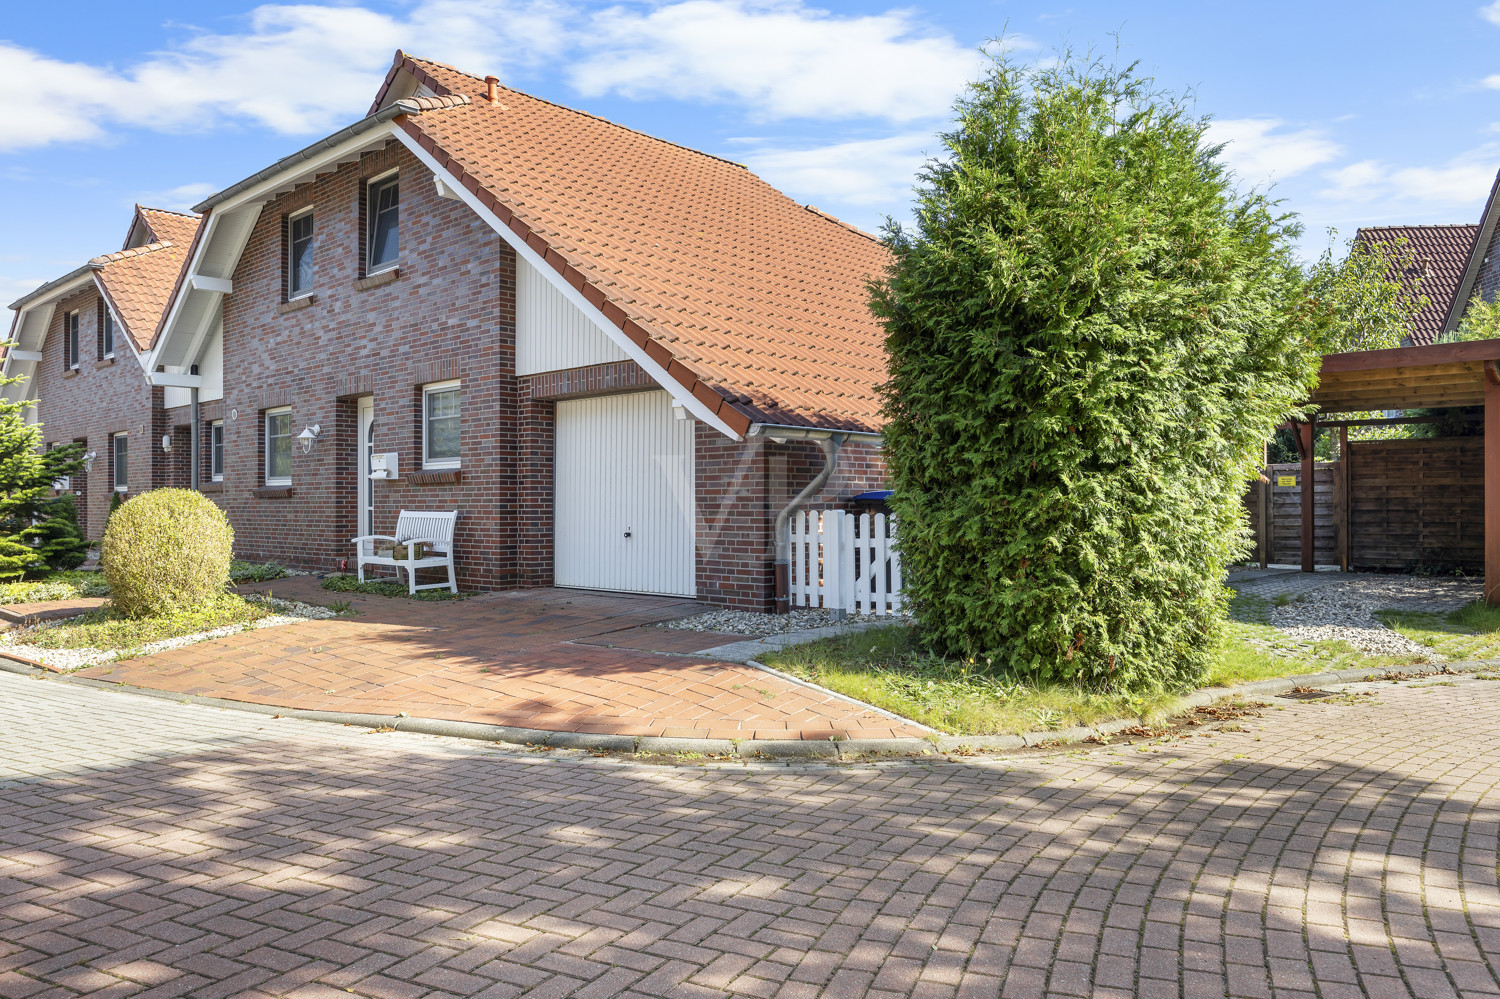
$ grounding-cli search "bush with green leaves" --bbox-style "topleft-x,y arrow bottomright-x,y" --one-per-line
871,54 -> 1323,691
100,489 -> 234,617
0,373 -> 88,578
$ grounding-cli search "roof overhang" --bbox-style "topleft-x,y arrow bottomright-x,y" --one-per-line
747,423 -> 882,444
1310,338 -> 1500,413
150,111 -> 406,375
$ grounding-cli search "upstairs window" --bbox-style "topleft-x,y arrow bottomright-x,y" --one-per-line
288,211 -> 315,298
65,311 -> 79,370
112,433 -> 128,492
101,302 -> 114,358
209,420 -> 224,482
264,408 -> 292,485
367,175 -> 399,273
422,380 -> 461,468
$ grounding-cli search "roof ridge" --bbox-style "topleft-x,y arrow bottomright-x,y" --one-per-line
395,93 -> 471,112
803,205 -> 879,243
1357,223 -> 1477,233
91,241 -> 172,265
404,54 -> 750,172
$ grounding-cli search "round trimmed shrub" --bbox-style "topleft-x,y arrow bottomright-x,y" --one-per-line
101,489 -> 234,618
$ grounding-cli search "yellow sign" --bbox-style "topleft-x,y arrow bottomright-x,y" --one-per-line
1276,475 -> 1297,487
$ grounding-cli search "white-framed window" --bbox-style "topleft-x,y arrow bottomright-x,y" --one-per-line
366,173 -> 400,274
65,311 -> 79,370
111,433 -> 128,492
209,420 -> 224,482
288,209 -> 315,299
264,408 -> 292,485
101,302 -> 114,358
422,380 -> 461,468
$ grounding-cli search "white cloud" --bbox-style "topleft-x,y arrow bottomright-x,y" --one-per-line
1318,150 -> 1497,208
1482,74 -> 1500,89
134,182 -> 220,214
739,131 -> 934,208
0,0 -> 568,151
1482,1 -> 1500,26
1205,118 -> 1341,185
571,0 -> 992,122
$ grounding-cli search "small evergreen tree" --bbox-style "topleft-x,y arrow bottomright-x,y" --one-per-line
872,54 -> 1324,691
0,375 -> 88,578
30,492 -> 89,572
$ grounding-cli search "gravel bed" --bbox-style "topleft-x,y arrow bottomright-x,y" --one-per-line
1256,575 -> 1482,657
0,596 -> 338,671
662,606 -> 912,637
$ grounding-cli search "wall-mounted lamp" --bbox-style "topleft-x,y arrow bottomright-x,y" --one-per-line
296,425 -> 321,454
161,434 -> 173,453
81,450 -> 97,472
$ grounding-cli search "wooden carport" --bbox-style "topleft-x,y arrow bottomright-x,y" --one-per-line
1305,339 -> 1500,603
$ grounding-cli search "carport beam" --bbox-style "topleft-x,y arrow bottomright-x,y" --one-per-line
1487,362 -> 1500,604
1298,419 -> 1315,573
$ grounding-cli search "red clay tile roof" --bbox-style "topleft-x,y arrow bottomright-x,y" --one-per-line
91,216 -> 201,351
1353,224 -> 1477,347
389,53 -> 892,434
135,206 -> 202,250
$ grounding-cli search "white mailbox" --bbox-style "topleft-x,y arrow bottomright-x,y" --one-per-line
368,452 -> 400,480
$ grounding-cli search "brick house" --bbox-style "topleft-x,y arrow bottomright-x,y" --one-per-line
140,52 -> 891,610
4,207 -> 202,539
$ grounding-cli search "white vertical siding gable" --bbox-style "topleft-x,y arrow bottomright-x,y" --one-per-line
515,254 -> 630,375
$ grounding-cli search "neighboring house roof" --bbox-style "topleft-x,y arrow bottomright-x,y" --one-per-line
91,228 -> 200,351
380,54 -> 892,434
1353,224 -> 1477,347
134,207 -> 202,250
1444,166 -> 1500,337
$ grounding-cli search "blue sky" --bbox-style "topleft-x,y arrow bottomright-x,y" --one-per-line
5,1 -> 1500,315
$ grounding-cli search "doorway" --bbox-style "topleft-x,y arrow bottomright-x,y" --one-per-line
357,397 -> 375,537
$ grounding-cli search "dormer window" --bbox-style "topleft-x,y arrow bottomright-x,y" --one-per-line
367,174 -> 399,273
288,210 -> 315,299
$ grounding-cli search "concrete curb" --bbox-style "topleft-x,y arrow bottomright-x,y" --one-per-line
3,653 -> 1492,761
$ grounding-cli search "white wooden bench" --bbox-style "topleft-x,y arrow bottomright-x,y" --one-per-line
349,510 -> 459,594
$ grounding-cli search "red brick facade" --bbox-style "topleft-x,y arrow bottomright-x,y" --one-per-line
144,142 -> 889,605
30,286 -> 160,540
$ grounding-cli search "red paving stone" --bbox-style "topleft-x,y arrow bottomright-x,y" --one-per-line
70,578 -> 922,740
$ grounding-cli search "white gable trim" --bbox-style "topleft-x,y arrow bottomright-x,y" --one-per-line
391,128 -> 743,441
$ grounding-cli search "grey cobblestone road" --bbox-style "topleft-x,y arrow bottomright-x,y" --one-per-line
3,670 -> 1500,998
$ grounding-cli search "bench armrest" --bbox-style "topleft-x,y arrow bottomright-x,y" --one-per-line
349,534 -> 398,545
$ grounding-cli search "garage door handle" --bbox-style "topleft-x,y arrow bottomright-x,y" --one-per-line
623,530 -> 632,539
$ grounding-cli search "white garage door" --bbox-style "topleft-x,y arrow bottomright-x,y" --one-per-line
555,390 -> 696,597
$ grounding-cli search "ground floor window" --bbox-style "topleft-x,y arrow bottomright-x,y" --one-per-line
209,420 -> 224,481
423,379 -> 460,469
264,408 -> 292,485
111,433 -> 127,491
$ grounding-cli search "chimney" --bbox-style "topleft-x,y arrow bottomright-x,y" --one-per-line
485,76 -> 499,106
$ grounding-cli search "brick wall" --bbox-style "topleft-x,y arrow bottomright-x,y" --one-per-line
31,286 -> 160,539
200,140 -> 523,589
695,429 -> 887,610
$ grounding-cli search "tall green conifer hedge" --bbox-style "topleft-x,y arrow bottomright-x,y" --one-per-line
872,57 -> 1323,691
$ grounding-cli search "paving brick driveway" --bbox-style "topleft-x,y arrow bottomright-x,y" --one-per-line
65,580 -> 921,741
4,669 -> 1500,998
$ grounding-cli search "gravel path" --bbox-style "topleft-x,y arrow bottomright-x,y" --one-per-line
1255,575 -> 1482,656
663,606 -> 912,637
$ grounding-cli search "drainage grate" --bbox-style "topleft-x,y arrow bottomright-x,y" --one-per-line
1277,688 -> 1333,701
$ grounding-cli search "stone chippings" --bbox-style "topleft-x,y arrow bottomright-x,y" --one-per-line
8,674 -> 1500,998
1247,574 -> 1482,656
664,606 -> 913,637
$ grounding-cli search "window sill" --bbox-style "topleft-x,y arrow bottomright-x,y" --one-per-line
63,369 -> 79,379
354,267 -> 400,292
409,467 -> 462,486
95,357 -> 115,369
199,482 -> 224,494
277,295 -> 316,315
253,485 -> 295,499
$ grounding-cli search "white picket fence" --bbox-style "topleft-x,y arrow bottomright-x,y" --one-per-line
788,509 -> 904,615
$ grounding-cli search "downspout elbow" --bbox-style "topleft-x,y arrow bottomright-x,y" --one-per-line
772,434 -> 842,612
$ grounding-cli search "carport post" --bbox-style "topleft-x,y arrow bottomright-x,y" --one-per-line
1298,419 -> 1316,573
1487,361 -> 1500,604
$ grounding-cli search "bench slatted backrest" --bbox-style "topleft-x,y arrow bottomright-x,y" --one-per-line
394,511 -> 458,553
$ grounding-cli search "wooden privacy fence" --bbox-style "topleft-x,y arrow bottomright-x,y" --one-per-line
1243,437 -> 1483,571
788,509 -> 905,615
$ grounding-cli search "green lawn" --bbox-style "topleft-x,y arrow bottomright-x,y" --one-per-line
13,593 -> 275,650
321,573 -> 468,600
0,571 -> 110,605
761,597 -> 1500,736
